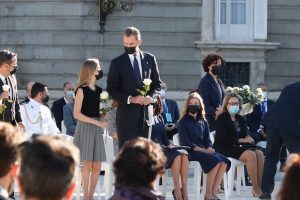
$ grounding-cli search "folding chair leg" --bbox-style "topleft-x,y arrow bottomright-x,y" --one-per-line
194,166 -> 201,200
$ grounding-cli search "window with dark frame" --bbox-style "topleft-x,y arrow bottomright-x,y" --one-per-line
220,62 -> 250,87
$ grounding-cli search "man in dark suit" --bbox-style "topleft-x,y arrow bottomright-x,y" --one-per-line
51,82 -> 74,131
20,81 -> 35,105
159,82 -> 180,140
0,50 -> 25,130
197,53 -> 225,131
260,82 -> 300,199
246,83 -> 275,143
0,122 -> 24,200
107,27 -> 162,148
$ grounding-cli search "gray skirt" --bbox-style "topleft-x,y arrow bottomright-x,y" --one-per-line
73,120 -> 106,162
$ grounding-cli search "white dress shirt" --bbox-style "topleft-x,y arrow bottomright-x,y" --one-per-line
0,185 -> 8,199
0,74 -> 13,98
20,99 -> 60,138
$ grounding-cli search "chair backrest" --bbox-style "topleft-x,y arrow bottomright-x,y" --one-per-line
173,133 -> 180,145
209,131 -> 216,144
102,130 -> 114,162
61,120 -> 67,134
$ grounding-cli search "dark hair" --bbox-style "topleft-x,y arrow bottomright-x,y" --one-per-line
124,27 -> 141,40
0,49 -> 17,66
19,135 -> 79,200
0,122 -> 23,177
277,154 -> 300,200
63,82 -> 71,89
202,53 -> 225,73
153,96 -> 163,116
31,82 -> 47,98
113,137 -> 166,188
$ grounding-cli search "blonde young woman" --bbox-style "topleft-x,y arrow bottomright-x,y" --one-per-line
73,58 -> 108,200
178,92 -> 230,200
214,93 -> 264,197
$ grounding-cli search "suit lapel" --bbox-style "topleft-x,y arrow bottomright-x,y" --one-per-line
207,74 -> 222,100
140,51 -> 151,79
7,76 -> 14,100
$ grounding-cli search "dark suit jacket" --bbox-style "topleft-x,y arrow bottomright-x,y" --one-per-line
20,96 -> 30,105
246,99 -> 275,142
63,101 -> 77,136
0,75 -> 22,124
107,51 -> 162,146
197,73 -> 225,131
51,97 -> 66,131
162,98 -> 179,124
214,112 -> 248,147
262,82 -> 300,139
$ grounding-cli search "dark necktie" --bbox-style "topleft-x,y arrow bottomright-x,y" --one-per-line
133,54 -> 142,87
261,101 -> 267,115
4,78 -> 8,85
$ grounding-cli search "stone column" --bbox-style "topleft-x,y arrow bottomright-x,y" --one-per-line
201,0 -> 215,41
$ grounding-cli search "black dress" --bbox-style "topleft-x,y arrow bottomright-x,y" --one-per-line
151,116 -> 188,169
178,115 -> 231,173
214,112 -> 249,159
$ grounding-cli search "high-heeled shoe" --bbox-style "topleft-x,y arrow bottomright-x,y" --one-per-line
204,195 -> 216,200
172,189 -> 177,200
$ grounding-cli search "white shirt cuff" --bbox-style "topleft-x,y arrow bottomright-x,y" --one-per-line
127,96 -> 131,104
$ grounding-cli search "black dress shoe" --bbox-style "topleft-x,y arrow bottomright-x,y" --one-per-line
259,193 -> 271,199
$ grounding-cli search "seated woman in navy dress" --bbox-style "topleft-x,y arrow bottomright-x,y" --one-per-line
151,97 -> 189,200
178,92 -> 230,200
214,93 -> 264,197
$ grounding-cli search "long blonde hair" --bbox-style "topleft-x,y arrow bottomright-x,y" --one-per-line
179,92 -> 206,121
77,58 -> 99,88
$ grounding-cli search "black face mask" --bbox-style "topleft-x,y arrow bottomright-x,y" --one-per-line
43,95 -> 50,104
211,65 -> 223,76
124,46 -> 137,54
187,105 -> 200,114
10,65 -> 18,75
95,70 -> 103,80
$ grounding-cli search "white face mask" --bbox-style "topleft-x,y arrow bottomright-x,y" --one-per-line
262,91 -> 268,99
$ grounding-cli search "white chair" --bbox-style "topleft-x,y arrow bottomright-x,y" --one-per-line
154,171 -> 168,197
173,133 -> 203,200
101,131 -> 115,200
61,120 -> 67,134
227,158 -> 247,196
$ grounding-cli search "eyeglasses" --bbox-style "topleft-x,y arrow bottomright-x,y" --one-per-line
227,102 -> 239,106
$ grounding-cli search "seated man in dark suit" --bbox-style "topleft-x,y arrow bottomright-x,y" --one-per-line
63,90 -> 77,136
159,82 -> 180,140
0,122 -> 24,200
246,83 -> 287,170
51,82 -> 74,131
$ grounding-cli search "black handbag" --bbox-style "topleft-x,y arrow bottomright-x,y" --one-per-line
235,143 -> 265,151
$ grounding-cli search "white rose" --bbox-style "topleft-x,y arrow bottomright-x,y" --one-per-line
256,88 -> 263,95
225,87 -> 233,92
143,79 -> 152,86
243,85 -> 250,90
2,85 -> 10,92
100,91 -> 109,100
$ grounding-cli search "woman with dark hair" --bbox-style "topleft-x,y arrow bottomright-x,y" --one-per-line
151,96 -> 189,200
197,53 -> 225,131
276,154 -> 300,200
178,92 -> 230,200
110,137 -> 166,200
214,93 -> 264,197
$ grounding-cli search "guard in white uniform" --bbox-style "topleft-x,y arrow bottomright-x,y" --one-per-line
20,82 -> 60,138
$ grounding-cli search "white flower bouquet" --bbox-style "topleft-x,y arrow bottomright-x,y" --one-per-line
137,78 -> 152,97
225,85 -> 265,115
99,91 -> 111,118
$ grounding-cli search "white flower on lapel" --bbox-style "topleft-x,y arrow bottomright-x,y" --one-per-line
100,91 -> 109,100
143,79 -> 152,86
2,85 -> 10,92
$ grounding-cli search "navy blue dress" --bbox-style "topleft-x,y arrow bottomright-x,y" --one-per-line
151,116 -> 188,169
178,115 -> 231,173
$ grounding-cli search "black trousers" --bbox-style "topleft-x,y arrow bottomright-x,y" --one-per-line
261,126 -> 300,194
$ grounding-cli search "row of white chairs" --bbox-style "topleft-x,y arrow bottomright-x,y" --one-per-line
154,132 -> 247,200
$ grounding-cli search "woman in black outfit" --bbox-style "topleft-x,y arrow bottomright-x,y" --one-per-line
214,93 -> 264,197
151,97 -> 189,200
